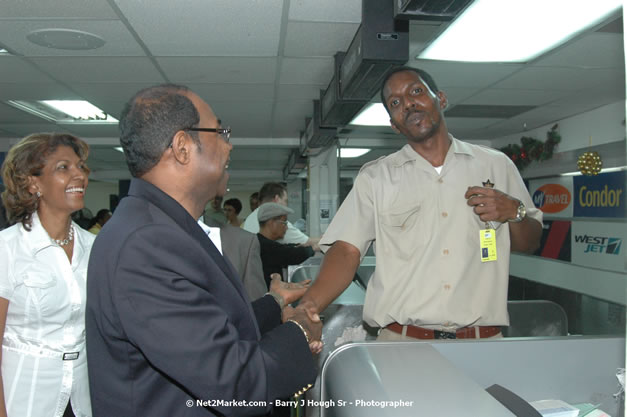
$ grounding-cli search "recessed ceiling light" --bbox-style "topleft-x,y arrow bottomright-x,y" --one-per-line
339,148 -> 371,158
6,100 -> 118,124
419,0 -> 622,62
26,28 -> 105,50
349,103 -> 390,126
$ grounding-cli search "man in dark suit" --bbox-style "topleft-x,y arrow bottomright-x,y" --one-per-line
202,216 -> 267,300
86,84 -> 321,417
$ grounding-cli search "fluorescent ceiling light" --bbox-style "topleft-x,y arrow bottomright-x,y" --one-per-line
0,49 -> 10,55
419,0 -> 622,62
114,147 -> 124,153
339,148 -> 371,158
6,99 -> 118,124
560,166 -> 626,176
349,103 -> 390,126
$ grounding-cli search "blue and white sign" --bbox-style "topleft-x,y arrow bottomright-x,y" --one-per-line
571,221 -> 626,272
573,171 -> 626,218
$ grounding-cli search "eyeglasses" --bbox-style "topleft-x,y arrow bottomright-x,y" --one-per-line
274,219 -> 288,225
184,126 -> 231,142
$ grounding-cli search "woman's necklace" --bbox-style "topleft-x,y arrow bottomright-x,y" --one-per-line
52,226 -> 74,246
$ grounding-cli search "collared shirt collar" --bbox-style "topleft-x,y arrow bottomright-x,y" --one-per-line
390,134 -> 475,168
24,212 -> 56,255
24,212 -> 90,267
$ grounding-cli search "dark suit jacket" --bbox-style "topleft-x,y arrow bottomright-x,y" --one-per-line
86,179 -> 316,417
257,234 -> 315,288
203,217 -> 268,299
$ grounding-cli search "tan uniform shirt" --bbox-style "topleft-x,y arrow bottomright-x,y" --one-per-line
320,136 -> 542,330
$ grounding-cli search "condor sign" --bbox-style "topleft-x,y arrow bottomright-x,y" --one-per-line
529,178 -> 573,218
573,171 -> 626,218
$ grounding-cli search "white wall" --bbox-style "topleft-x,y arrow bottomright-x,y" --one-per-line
492,101 -> 625,152
84,181 -> 118,215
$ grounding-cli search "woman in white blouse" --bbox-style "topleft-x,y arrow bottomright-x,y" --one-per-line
0,133 -> 94,417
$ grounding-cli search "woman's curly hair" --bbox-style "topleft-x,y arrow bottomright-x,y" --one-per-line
1,133 -> 90,230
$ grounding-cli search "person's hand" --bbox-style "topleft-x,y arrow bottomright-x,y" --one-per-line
295,299 -> 321,324
465,186 -> 519,224
284,307 -> 323,351
269,274 -> 311,305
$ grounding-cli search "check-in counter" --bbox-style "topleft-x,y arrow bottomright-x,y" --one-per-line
319,337 -> 625,417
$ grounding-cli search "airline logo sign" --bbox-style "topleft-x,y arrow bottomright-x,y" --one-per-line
532,184 -> 571,213
571,222 -> 626,273
573,171 -> 625,218
528,177 -> 573,218
574,234 -> 622,255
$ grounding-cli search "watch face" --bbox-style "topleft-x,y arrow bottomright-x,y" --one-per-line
518,203 -> 526,219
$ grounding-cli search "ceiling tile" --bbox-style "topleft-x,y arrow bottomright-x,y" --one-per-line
277,84 -> 325,100
0,0 -> 118,19
0,82 -> 78,100
492,66 -> 622,91
209,101 -> 273,138
462,88 -> 567,106
29,57 -> 165,83
271,100 -> 312,137
187,83 -> 276,102
534,32 -> 624,69
115,0 -> 284,56
0,56 -> 57,83
284,22 -> 359,57
157,57 -> 278,84
279,57 -> 334,85
289,0 -> 361,23
410,60 -> 524,89
0,20 -> 145,56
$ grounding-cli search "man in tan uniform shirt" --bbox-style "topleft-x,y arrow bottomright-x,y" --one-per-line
298,67 -> 543,340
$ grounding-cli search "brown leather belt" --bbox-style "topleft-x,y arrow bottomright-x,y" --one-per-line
386,322 -> 501,339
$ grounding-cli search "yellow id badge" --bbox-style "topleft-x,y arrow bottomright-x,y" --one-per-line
480,228 -> 497,262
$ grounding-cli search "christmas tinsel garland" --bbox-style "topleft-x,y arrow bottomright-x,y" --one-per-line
499,124 -> 561,171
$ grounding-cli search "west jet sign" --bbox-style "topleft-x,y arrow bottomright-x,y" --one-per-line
571,222 -> 626,272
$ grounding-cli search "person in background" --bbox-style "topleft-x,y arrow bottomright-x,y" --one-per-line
203,195 -> 227,224
86,84 -> 321,417
87,209 -> 112,235
249,191 -> 260,212
243,182 -> 320,250
257,203 -> 314,289
222,197 -> 242,227
0,133 -> 94,417
200,215 -> 267,301
71,207 -> 93,230
298,66 -> 542,342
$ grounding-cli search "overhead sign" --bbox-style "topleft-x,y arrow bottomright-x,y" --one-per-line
573,171 -> 626,218
571,221 -> 626,272
528,177 -> 573,218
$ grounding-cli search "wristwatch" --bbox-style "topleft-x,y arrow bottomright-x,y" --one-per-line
508,201 -> 526,223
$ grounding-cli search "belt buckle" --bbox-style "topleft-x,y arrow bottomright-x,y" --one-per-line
63,352 -> 79,361
434,330 -> 456,339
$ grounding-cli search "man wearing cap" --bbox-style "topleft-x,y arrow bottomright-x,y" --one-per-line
257,203 -> 315,288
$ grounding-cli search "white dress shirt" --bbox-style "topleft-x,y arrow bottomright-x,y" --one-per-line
197,219 -> 223,255
0,213 -> 95,417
